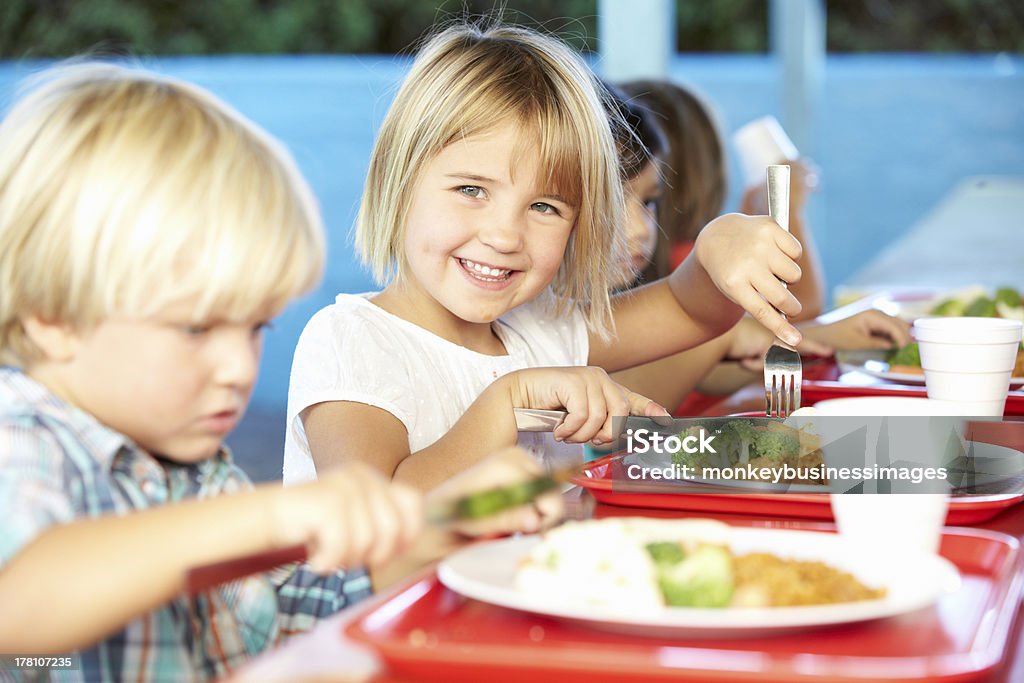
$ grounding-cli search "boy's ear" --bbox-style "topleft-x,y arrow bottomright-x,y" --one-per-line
21,315 -> 79,362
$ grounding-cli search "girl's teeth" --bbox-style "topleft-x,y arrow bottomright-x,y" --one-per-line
462,259 -> 509,278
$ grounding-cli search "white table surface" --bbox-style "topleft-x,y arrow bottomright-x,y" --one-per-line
839,176 -> 1024,295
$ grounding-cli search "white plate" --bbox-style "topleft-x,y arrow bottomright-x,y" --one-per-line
836,349 -> 1024,388
437,527 -> 962,637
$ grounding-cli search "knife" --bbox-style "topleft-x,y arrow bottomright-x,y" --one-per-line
184,464 -> 580,596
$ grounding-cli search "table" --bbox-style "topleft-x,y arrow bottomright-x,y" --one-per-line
839,176 -> 1024,296
231,484 -> 1024,683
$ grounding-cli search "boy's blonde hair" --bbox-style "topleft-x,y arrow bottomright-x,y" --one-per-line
355,22 -> 627,338
0,62 -> 325,366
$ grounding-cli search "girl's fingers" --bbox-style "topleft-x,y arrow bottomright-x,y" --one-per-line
739,291 -> 801,346
750,273 -> 802,319
769,251 -> 803,287
772,224 -> 803,259
591,381 -> 629,443
552,381 -> 589,441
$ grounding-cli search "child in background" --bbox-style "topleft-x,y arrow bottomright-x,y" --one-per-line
619,79 -> 826,320
285,21 -> 809,490
607,84 -> 911,412
0,63 -> 556,682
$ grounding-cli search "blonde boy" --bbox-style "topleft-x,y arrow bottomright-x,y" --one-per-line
0,63 -> 425,681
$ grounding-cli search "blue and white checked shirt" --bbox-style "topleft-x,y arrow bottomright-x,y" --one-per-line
0,367 -> 372,682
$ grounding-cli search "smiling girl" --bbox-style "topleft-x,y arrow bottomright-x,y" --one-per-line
284,21 -> 807,490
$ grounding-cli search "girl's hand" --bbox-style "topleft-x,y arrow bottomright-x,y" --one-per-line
695,213 -> 803,345
427,447 -> 564,538
507,366 -> 670,445
272,462 -> 424,573
802,309 -> 912,350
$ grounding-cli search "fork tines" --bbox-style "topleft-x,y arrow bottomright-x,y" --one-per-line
764,343 -> 802,418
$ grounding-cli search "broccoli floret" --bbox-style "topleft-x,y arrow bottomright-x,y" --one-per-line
716,419 -> 757,464
930,298 -> 965,316
964,296 -> 997,317
645,542 -> 686,567
750,428 -> 800,464
888,342 -> 921,367
720,419 -> 757,442
671,449 -> 718,475
995,287 -> 1022,309
656,545 -> 734,608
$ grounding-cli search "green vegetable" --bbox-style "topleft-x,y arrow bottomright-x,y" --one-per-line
713,419 -> 757,464
453,477 -> 556,519
671,448 -> 715,471
645,541 -> 686,566
888,342 -> 921,367
930,298 -> 965,316
654,544 -> 734,608
750,429 -> 800,464
964,296 -> 997,317
995,287 -> 1022,309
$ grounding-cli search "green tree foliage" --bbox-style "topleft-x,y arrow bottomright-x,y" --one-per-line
1,0 -> 1021,59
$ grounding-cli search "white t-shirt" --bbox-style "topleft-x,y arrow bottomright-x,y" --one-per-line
283,292 -> 589,484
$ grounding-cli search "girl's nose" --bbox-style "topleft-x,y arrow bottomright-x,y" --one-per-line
477,213 -> 525,253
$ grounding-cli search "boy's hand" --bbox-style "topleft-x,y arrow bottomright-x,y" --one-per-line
428,447 -> 564,537
694,213 -> 803,346
507,366 -> 670,445
273,462 -> 424,573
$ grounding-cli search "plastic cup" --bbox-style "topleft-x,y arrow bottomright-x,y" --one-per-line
913,317 -> 1023,416
732,115 -> 799,188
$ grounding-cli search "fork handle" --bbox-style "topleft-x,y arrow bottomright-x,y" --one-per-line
767,164 -> 791,312
767,164 -> 790,235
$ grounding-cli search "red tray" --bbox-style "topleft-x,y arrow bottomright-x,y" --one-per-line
802,380 -> 1024,416
346,527 -> 1023,683
575,453 -> 1024,525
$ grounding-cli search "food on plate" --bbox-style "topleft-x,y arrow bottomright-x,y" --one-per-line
515,518 -> 886,610
928,285 -> 1023,321
670,419 -> 825,484
887,341 -> 924,375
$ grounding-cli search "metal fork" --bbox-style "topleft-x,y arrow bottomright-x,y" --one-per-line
763,164 -> 802,417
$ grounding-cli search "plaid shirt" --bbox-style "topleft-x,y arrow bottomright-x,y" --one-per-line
0,368 -> 372,683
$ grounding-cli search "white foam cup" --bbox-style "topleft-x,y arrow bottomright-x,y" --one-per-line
913,317 -> 1023,415
732,115 -> 799,187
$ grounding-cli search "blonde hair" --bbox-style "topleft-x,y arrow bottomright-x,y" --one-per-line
355,22 -> 627,338
0,62 -> 325,366
619,80 -> 727,280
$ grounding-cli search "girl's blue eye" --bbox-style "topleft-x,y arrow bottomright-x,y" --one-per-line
531,202 -> 559,216
458,186 -> 483,198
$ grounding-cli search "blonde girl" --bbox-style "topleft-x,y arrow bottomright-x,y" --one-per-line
285,22 -> 806,489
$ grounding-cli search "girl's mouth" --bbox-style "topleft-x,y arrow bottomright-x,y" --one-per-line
458,258 -> 514,282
